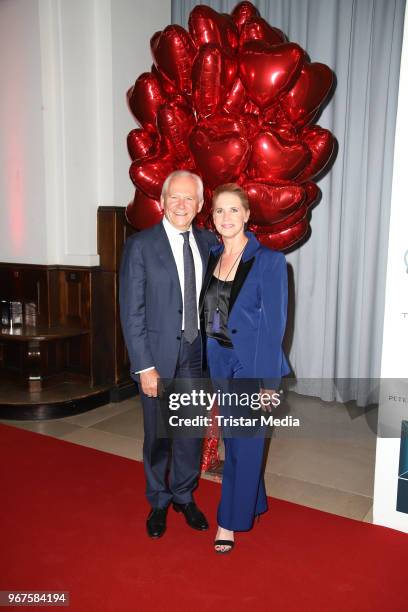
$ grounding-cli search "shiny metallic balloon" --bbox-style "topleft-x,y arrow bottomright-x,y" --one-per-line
249,202 -> 308,233
257,218 -> 309,250
129,154 -> 175,200
126,1 -> 336,251
189,126 -> 250,188
239,17 -> 286,47
192,44 -> 237,118
223,78 -> 247,114
126,190 -> 163,230
247,130 -> 311,181
151,26 -> 196,96
239,41 -> 305,109
127,73 -> 164,134
297,126 -> 335,182
280,62 -> 334,127
127,129 -> 157,162
245,182 -> 306,224
157,101 -> 195,162
231,1 -> 260,31
189,5 -> 239,54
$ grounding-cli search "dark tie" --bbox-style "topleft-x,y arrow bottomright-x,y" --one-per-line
181,231 -> 198,343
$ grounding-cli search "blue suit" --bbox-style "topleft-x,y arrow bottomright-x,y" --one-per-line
119,221 -> 218,508
200,231 -> 290,530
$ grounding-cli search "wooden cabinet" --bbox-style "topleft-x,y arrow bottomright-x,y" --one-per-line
0,206 -> 136,418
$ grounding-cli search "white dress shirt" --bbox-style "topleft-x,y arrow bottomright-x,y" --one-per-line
136,217 -> 203,374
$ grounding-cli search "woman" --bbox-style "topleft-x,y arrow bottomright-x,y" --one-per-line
199,183 -> 290,553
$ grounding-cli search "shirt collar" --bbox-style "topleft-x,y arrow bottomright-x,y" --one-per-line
163,216 -> 192,240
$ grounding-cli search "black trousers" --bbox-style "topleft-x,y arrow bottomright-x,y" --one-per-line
141,334 -> 202,508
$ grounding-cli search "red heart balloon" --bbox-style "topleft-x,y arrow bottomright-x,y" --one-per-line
150,30 -> 161,56
240,17 -> 286,47
151,26 -> 196,96
128,73 -> 164,133
157,101 -> 195,161
296,125 -> 334,182
257,218 -> 309,251
303,181 -> 321,207
272,123 -> 299,142
262,106 -> 299,141
263,104 -> 294,130
127,129 -> 157,161
195,186 -> 217,230
189,5 -> 239,54
231,2 -> 260,31
245,182 -> 305,224
198,113 -> 246,138
192,44 -> 237,117
194,202 -> 213,230
249,202 -> 308,233
239,41 -> 304,109
126,190 -> 163,230
129,153 -> 175,200
241,114 -> 261,141
280,62 -> 334,127
189,127 -> 250,189
247,131 -> 311,181
243,100 -> 260,115
223,78 -> 247,114
151,64 -> 178,97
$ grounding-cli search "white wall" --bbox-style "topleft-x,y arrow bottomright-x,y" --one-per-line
111,0 -> 171,207
0,0 -> 48,264
0,0 -> 171,266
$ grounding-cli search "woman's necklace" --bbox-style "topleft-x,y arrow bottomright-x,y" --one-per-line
212,241 -> 247,333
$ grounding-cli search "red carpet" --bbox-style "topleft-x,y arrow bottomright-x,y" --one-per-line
0,423 -> 406,612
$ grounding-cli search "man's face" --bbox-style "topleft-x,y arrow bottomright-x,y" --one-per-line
161,175 -> 203,231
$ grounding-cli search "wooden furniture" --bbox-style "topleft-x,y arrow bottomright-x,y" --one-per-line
0,206 -> 136,419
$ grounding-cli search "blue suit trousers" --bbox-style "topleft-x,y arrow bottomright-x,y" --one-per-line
207,337 -> 268,531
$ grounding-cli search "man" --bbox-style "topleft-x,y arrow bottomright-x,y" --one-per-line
119,170 -> 218,538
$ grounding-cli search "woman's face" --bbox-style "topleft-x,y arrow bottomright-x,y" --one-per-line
212,193 -> 250,240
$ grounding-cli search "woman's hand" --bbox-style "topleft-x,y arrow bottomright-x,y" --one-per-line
259,388 -> 278,412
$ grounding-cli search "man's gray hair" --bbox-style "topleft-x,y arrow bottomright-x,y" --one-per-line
161,170 -> 204,203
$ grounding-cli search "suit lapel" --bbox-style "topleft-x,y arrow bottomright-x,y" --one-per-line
152,222 -> 182,298
199,251 -> 219,314
228,257 -> 255,315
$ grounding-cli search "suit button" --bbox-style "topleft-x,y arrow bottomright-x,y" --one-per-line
178,309 -> 182,314
176,336 -> 181,340
231,329 -> 237,334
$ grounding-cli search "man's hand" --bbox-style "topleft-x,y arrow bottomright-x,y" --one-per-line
140,368 -> 160,398
259,388 -> 278,413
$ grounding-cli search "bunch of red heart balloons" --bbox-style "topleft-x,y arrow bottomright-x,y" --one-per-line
126,1 -> 335,250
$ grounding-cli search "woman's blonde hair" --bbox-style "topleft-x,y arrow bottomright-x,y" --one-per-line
212,183 -> 250,211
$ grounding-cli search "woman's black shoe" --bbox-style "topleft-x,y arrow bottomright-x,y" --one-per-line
173,502 -> 209,530
146,507 -> 168,538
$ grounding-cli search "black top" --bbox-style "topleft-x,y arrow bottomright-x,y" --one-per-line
203,275 -> 233,348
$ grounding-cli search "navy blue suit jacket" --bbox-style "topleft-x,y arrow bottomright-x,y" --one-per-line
199,231 -> 290,384
119,221 -> 218,380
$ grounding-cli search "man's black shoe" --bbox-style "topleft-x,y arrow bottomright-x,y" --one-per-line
173,502 -> 209,531
146,507 -> 168,538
